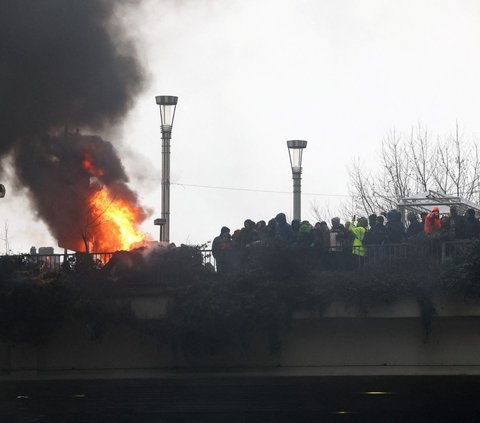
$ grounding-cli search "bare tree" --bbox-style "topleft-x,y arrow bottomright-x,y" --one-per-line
408,123 -> 435,193
347,123 -> 480,216
380,129 -> 412,200
310,199 -> 335,224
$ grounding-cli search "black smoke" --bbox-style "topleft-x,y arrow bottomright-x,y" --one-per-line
0,0 -> 147,250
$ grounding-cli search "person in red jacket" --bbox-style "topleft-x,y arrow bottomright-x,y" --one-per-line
424,206 -> 442,234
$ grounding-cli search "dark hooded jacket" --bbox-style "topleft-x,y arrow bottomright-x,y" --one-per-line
384,210 -> 405,243
406,212 -> 424,238
465,210 -> 480,239
275,213 -> 294,243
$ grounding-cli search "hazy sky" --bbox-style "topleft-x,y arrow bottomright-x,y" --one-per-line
3,0 -> 480,253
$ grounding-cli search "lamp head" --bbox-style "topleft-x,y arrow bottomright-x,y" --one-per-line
155,95 -> 178,134
287,140 -> 307,173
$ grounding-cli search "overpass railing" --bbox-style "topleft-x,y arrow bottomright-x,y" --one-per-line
1,249 -> 215,273
338,239 -> 472,267
0,240 -> 473,273
13,252 -> 114,272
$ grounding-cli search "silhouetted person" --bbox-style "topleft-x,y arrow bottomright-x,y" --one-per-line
444,206 -> 466,240
298,220 -> 314,248
312,221 -> 330,253
330,217 -> 347,252
239,219 -> 259,248
420,212 -> 428,226
384,209 -> 405,244
424,207 -> 442,234
364,213 -> 386,245
406,212 -> 424,238
291,219 -> 301,233
265,218 -> 277,242
329,217 -> 349,270
212,226 -> 232,273
465,209 -> 480,239
256,220 -> 271,243
376,215 -> 386,234
275,213 -> 294,243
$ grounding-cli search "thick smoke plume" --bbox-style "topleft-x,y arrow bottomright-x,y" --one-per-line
0,0 -> 147,251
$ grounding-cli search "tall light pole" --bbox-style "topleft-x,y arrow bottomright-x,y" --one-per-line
155,95 -> 178,243
287,140 -> 307,221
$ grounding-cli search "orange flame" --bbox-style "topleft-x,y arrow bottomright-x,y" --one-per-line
82,151 -> 104,177
88,187 -> 146,252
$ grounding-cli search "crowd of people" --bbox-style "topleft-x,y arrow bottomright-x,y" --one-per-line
211,206 -> 480,272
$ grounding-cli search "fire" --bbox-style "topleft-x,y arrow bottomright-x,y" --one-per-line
82,151 -> 104,177
88,187 -> 146,252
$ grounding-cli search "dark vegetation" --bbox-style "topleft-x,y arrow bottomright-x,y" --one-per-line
0,241 -> 478,355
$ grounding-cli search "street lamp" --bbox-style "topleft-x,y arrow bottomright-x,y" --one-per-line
153,218 -> 166,242
155,95 -> 178,243
287,140 -> 307,221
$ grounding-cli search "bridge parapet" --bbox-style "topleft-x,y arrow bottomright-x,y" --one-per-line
2,291 -> 480,379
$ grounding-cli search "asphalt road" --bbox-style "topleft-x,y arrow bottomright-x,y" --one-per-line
1,375 -> 480,423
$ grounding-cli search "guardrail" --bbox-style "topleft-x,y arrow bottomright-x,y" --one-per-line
0,240 -> 473,273
1,250 -> 215,273
15,252 -> 115,272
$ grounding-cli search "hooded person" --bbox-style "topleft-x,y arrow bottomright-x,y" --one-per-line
406,211 -> 424,238
444,206 -> 466,240
265,218 -> 277,241
291,219 -> 301,233
349,216 -> 368,256
363,213 -> 386,245
239,219 -> 259,248
330,217 -> 347,252
256,220 -> 271,243
298,220 -> 314,247
465,208 -> 480,239
384,209 -> 405,243
424,206 -> 442,234
312,221 -> 330,252
275,213 -> 295,243
212,226 -> 232,272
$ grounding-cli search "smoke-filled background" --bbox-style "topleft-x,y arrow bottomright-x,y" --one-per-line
0,0 -> 146,251
3,0 -> 480,252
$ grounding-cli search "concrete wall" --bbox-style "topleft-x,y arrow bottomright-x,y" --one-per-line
3,294 -> 480,378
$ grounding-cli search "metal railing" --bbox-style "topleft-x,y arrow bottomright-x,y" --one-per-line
200,248 -> 215,268
0,240 -> 474,273
3,252 -> 114,272
1,250 -> 214,273
334,239 -> 473,267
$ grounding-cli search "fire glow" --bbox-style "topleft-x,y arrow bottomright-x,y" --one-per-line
88,187 -> 146,252
82,151 -> 104,177
80,149 -> 148,253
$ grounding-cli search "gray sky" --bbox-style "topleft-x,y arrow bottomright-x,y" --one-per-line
3,0 -> 480,252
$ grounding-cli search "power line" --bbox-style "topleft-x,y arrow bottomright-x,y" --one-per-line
171,182 -> 352,198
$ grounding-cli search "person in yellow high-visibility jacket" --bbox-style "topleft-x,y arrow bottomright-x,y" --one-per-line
349,216 -> 368,257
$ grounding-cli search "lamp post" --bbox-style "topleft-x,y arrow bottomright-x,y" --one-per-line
153,218 -> 166,242
155,95 -> 178,243
287,140 -> 307,221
